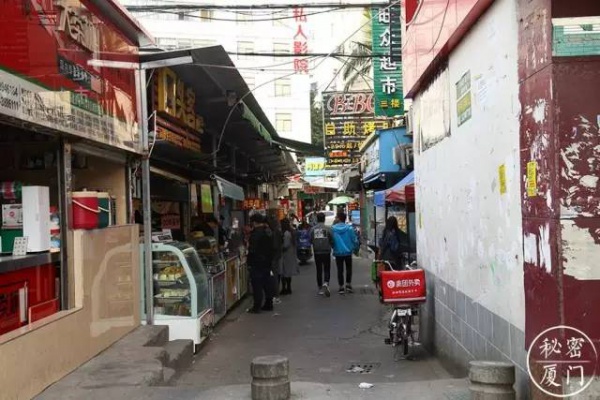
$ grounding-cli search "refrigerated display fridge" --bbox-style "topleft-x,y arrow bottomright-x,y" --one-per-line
142,241 -> 213,347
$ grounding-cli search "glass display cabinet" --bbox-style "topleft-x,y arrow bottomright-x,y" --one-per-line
142,241 -> 212,347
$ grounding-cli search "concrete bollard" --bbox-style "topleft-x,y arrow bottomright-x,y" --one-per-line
469,361 -> 516,400
251,355 -> 291,400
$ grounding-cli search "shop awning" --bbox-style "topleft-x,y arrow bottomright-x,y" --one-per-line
272,137 -> 325,157
214,175 -> 245,201
138,46 -> 299,178
375,171 -> 416,204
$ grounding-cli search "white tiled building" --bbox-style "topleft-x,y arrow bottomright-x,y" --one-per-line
122,0 -> 313,143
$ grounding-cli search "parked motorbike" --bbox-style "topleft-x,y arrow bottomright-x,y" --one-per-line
297,227 -> 313,264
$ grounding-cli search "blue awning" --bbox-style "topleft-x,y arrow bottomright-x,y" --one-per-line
389,171 -> 415,191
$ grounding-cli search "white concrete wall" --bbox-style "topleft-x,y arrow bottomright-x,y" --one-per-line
414,0 -> 524,330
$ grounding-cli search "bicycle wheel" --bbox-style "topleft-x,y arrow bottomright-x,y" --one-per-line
401,318 -> 409,357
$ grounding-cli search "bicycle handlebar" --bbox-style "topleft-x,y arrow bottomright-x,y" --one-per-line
374,260 -> 418,272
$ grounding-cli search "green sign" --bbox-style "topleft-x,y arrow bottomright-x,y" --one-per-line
371,2 -> 403,117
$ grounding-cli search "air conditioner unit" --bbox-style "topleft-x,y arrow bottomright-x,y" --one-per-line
393,144 -> 414,169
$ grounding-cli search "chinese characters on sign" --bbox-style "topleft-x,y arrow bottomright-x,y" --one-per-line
304,157 -> 326,177
527,325 -> 598,398
322,91 -> 391,169
456,70 -> 472,126
293,7 -> 309,74
371,1 -> 403,117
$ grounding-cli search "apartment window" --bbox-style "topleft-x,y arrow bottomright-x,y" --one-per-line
199,9 -> 214,20
193,39 -> 215,48
237,41 -> 254,60
275,113 -> 292,132
237,12 -> 251,24
273,10 -> 289,27
275,78 -> 291,97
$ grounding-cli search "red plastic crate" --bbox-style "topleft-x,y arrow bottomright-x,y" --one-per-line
380,269 -> 427,304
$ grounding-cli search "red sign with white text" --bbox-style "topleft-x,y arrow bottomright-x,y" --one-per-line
0,0 -> 141,152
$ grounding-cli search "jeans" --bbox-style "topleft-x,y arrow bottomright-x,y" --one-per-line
314,253 -> 331,288
335,255 -> 353,287
250,267 -> 273,310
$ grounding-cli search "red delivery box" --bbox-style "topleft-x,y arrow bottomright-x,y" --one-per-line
380,269 -> 427,304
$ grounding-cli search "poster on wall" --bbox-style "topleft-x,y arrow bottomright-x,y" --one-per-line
414,68 -> 451,152
456,71 -> 472,126
200,184 -> 213,214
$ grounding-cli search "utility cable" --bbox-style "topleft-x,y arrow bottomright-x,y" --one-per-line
153,7 -> 344,22
211,0 -> 402,159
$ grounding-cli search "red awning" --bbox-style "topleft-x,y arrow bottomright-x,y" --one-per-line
384,172 -> 415,204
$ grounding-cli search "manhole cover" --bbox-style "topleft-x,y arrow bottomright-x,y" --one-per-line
346,363 -> 380,374
356,287 -> 377,295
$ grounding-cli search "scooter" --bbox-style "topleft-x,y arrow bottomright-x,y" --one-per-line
297,229 -> 313,265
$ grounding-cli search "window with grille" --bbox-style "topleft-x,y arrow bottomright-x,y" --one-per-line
275,113 -> 292,132
237,41 -> 254,60
275,78 -> 291,97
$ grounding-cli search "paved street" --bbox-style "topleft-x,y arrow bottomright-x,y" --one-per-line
176,256 -> 469,398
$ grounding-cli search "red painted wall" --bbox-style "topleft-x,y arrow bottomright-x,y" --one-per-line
402,0 -> 493,97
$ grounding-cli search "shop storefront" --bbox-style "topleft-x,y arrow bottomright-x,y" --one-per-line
360,128 -> 411,247
136,47 -> 298,346
0,1 -> 153,398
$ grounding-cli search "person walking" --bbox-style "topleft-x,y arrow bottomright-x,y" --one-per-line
378,216 -> 410,269
310,212 -> 333,297
247,214 -> 274,313
280,218 -> 299,295
332,212 -> 359,294
267,215 -> 283,304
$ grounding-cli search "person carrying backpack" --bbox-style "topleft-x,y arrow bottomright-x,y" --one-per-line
310,212 -> 333,297
378,216 -> 410,269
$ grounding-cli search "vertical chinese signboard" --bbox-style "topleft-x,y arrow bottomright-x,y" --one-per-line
322,91 -> 391,169
372,1 -> 404,117
293,7 -> 309,74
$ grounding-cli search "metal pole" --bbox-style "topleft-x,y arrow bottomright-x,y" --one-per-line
125,158 -> 134,224
136,67 -> 154,325
212,134 -> 219,219
57,140 -> 72,310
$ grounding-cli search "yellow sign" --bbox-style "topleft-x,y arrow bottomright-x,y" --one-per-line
527,161 -> 537,197
498,164 -> 507,194
157,68 -> 204,132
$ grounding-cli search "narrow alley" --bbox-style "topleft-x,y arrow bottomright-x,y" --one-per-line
173,256 -> 468,399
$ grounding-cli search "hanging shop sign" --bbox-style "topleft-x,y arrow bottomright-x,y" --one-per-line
292,7 -> 309,74
322,91 -> 391,169
155,68 -> 205,133
304,157 -> 326,177
243,199 -> 267,210
372,1 -> 404,117
362,139 -> 381,178
200,184 -> 213,214
0,0 -> 142,153
155,117 -> 202,152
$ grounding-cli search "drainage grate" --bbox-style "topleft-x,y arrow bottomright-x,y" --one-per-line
346,363 -> 380,374
356,287 -> 377,295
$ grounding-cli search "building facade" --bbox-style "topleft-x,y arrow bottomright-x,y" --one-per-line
404,0 -> 600,398
123,0 -> 312,144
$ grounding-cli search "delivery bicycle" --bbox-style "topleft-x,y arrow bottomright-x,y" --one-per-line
372,260 -> 426,360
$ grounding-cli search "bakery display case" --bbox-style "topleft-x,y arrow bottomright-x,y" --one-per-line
190,235 -> 227,323
143,241 -> 212,346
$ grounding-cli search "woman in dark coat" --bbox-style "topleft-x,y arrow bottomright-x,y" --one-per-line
378,216 -> 410,269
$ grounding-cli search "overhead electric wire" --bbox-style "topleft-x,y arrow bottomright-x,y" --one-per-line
126,2 -> 389,11
154,7 -> 344,22
211,0 -> 402,157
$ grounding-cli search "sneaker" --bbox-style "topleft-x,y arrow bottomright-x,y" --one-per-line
346,284 -> 354,293
273,297 -> 282,305
323,283 -> 331,298
318,288 -> 325,296
246,308 -> 261,314
338,287 -> 346,295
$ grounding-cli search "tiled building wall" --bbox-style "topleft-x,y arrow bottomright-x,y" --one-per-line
419,271 -> 530,399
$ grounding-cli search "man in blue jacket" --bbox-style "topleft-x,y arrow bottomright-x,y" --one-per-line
332,212 -> 359,294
